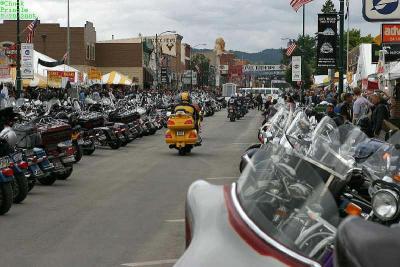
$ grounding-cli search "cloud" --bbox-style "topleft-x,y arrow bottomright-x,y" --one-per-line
16,0 -> 380,52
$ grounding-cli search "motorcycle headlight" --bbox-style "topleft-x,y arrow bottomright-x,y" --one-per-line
372,189 -> 399,221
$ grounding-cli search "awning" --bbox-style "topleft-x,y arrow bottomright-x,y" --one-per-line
102,71 -> 132,86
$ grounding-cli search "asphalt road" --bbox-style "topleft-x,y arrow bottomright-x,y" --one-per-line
0,109 -> 261,267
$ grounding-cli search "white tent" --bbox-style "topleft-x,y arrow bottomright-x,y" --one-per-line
34,50 -> 81,82
352,44 -> 377,88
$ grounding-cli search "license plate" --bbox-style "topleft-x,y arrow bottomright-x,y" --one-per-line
177,131 -> 185,136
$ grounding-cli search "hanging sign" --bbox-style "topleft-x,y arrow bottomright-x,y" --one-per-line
20,43 -> 34,79
292,56 -> 302,82
317,14 -> 337,68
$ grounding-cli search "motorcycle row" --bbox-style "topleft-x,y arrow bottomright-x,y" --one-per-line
0,93 -> 222,216
238,103 -> 400,266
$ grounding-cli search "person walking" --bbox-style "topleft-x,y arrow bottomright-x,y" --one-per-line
371,93 -> 390,138
352,88 -> 373,124
286,96 -> 296,113
336,93 -> 353,122
256,94 -> 262,111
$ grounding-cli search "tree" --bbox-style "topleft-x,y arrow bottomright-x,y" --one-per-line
190,54 -> 211,87
283,34 -> 316,89
344,29 -> 374,52
321,0 -> 336,13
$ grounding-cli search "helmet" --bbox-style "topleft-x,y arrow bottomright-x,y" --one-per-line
180,92 -> 191,103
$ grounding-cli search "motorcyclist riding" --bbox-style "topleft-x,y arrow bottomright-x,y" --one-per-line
174,92 -> 201,142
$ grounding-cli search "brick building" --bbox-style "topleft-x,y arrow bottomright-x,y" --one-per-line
0,20 -> 96,72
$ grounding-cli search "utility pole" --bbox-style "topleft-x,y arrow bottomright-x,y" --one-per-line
338,0 -> 345,96
16,0 -> 21,98
301,4 -> 305,103
67,0 -> 70,65
155,34 -> 158,90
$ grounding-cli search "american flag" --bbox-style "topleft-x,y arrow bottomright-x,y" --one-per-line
26,18 -> 39,43
290,0 -> 313,12
286,42 -> 297,57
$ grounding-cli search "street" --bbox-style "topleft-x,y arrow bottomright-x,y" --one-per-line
0,110 -> 260,267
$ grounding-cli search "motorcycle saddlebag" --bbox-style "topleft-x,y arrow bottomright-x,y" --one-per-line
39,123 -> 72,147
78,116 -> 105,130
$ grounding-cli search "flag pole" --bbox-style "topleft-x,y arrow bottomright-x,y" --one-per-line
346,0 -> 350,77
301,4 -> 305,104
16,0 -> 21,98
339,0 -> 345,96
67,0 -> 71,66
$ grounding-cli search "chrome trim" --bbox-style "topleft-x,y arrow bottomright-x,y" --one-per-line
230,183 -> 321,267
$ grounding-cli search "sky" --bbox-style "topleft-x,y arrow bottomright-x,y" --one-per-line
9,0 -> 382,52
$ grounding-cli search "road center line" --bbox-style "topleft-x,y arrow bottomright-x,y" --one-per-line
121,259 -> 178,267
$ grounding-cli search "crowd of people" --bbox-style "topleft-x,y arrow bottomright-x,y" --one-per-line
304,87 -> 394,139
252,86 -> 398,140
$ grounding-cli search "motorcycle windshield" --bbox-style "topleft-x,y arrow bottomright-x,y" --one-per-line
268,108 -> 290,138
338,123 -> 370,163
237,143 -> 339,264
284,111 -> 312,153
362,132 -> 400,181
308,117 -> 350,178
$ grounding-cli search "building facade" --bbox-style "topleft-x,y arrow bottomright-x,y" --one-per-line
0,20 -> 193,89
0,20 -> 96,72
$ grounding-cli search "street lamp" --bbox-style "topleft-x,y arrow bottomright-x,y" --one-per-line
190,43 -> 206,90
155,30 -> 176,90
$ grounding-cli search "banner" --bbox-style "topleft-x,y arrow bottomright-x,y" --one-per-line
243,65 -> 286,72
317,14 -> 337,68
292,56 -> 302,82
88,68 -> 102,80
376,50 -> 385,75
21,43 -> 34,79
363,0 -> 400,22
47,71 -> 75,88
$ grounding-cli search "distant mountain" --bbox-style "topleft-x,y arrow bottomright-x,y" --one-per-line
193,48 -> 283,65
231,49 -> 283,65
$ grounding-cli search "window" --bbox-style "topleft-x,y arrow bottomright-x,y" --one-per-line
91,45 -> 95,60
86,44 -> 90,60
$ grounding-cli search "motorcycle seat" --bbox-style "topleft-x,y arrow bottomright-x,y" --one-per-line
105,122 -> 115,127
